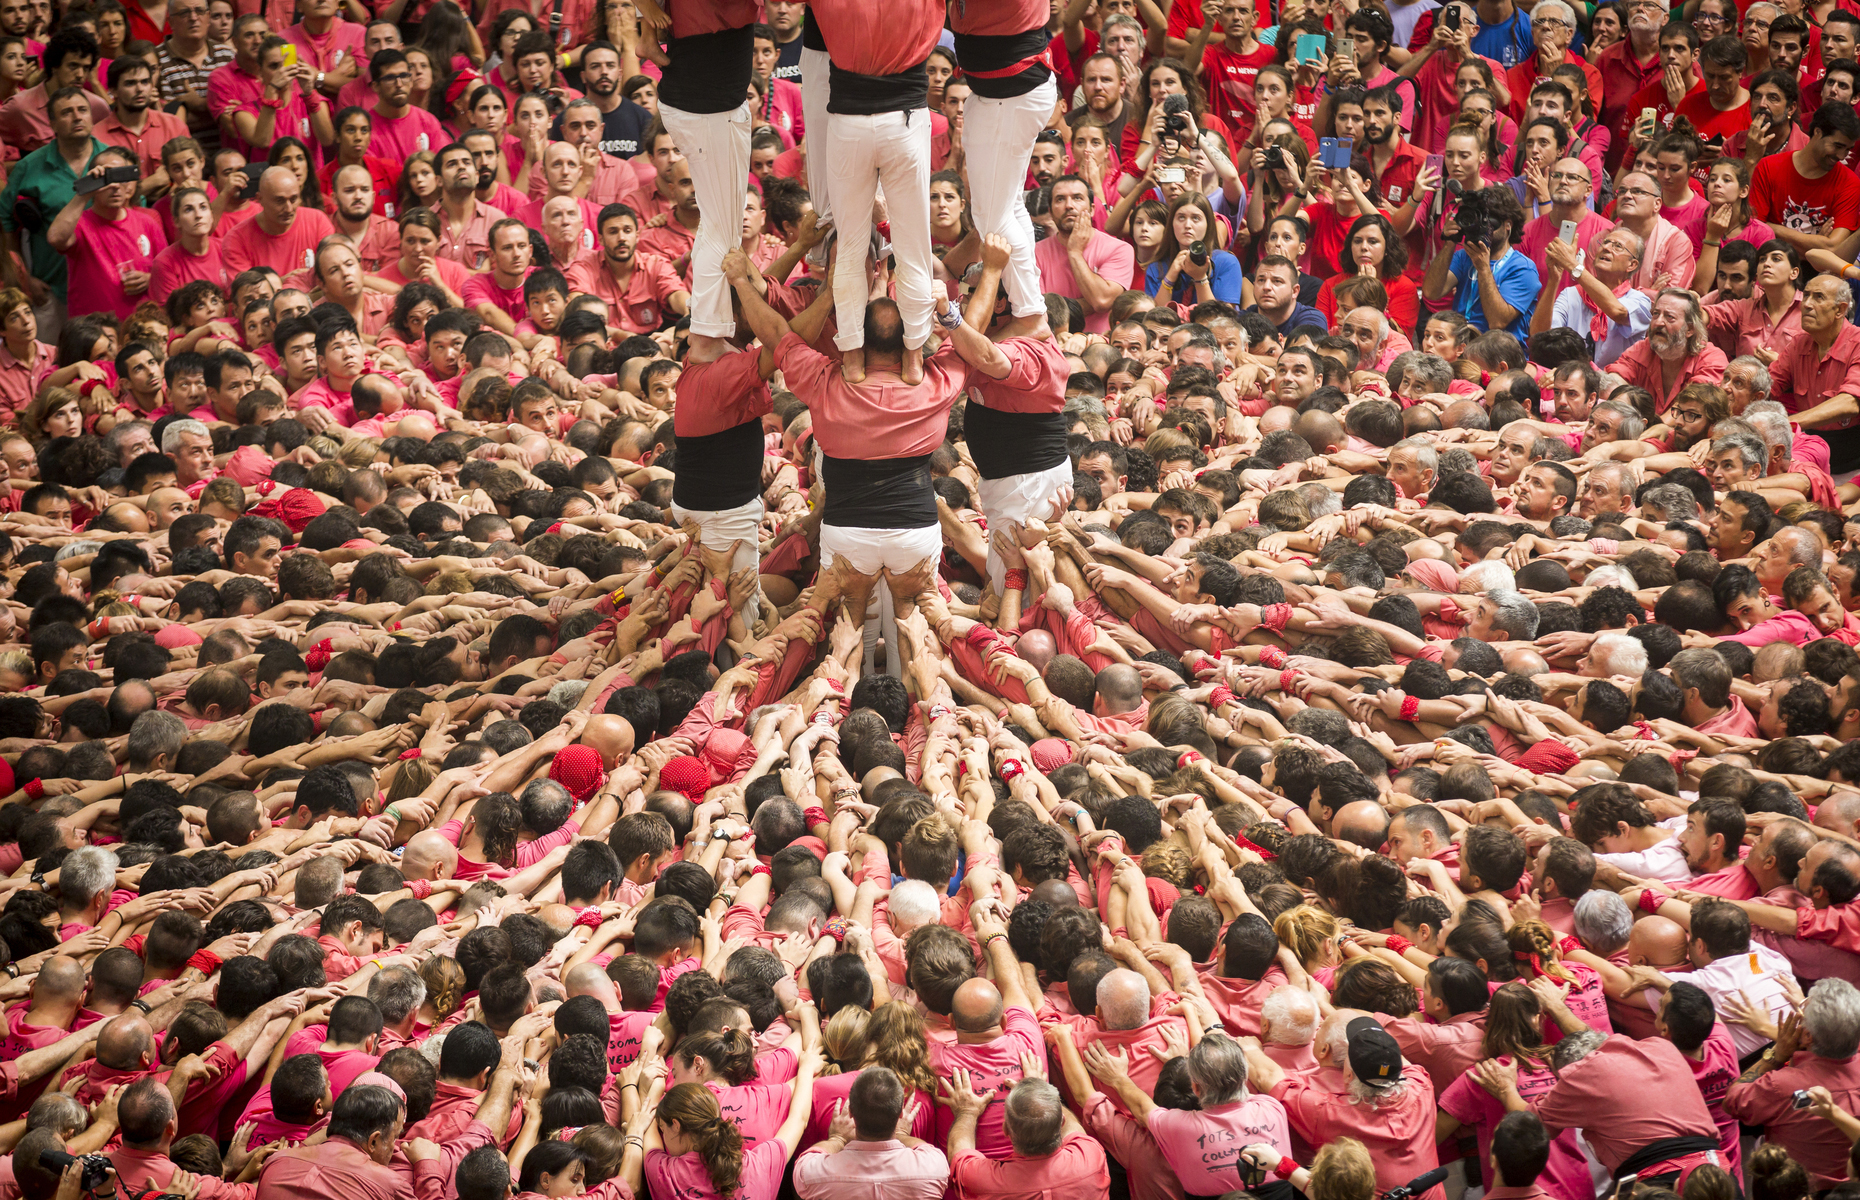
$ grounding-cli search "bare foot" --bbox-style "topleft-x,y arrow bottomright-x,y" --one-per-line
841,347 -> 866,384
901,345 -> 924,385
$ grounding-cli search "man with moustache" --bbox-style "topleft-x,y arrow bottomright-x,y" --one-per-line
566,203 -> 690,336
327,164 -> 398,272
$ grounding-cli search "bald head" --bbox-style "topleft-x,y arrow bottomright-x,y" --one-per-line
1817,793 -> 1860,840
1096,968 -> 1150,1031
1259,406 -> 1295,435
1094,664 -> 1144,714
1018,629 -> 1057,673
1030,878 -> 1080,909
1333,800 -> 1390,849
401,830 -> 459,881
951,977 -> 1005,1034
1628,914 -> 1689,968
97,1014 -> 155,1070
116,1076 -> 175,1147
563,962 -> 620,1010
1294,410 -> 1345,455
101,503 -> 150,534
33,955 -> 87,1001
259,165 -> 299,199
581,714 -> 635,768
1501,646 -> 1550,676
397,411 -> 437,442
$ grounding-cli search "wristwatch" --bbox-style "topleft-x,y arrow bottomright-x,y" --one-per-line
315,71 -> 326,88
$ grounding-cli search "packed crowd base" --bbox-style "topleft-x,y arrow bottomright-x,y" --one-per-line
19,2 -> 1860,1200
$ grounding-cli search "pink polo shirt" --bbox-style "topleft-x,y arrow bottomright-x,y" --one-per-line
646,1139 -> 784,1200
950,1131 -> 1110,1200
151,241 -> 231,305
435,201 -> 505,270
221,208 -> 335,280
1440,1061 -> 1592,1200
0,341 -> 55,421
1270,1064 -> 1444,1200
791,1140 -> 945,1200
1723,1047 -> 1860,1187
564,249 -> 686,333
284,18 -> 365,73
367,106 -> 445,161
68,208 -> 161,321
1034,229 -> 1136,334
1382,1012 -> 1487,1097
461,272 -> 529,322
1530,1035 -> 1718,1177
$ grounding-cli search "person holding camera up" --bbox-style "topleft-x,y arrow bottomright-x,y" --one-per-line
1422,183 -> 1540,335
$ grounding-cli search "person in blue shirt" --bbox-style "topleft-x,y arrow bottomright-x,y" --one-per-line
1145,191 -> 1244,306
1469,0 -> 1534,68
1422,184 -> 1540,337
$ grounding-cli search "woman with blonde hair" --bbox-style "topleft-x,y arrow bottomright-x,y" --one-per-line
806,1001 -> 938,1146
646,1045 -> 822,1200
1274,905 -> 1344,985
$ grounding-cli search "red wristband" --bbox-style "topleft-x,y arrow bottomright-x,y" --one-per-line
398,748 -> 421,761
750,864 -> 771,877
1209,685 -> 1237,709
1177,750 -> 1203,768
186,949 -> 223,975
1280,669 -> 1297,694
408,878 -> 433,900
1261,602 -> 1292,633
574,907 -> 605,929
999,759 -> 1026,780
1386,934 -> 1414,955
1259,646 -> 1287,670
1400,695 -> 1421,722
1003,569 -> 1028,592
803,806 -> 828,827
1639,888 -> 1663,914
23,779 -> 42,800
1558,936 -> 1581,957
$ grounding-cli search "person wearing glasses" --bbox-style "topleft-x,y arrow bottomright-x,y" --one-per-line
364,48 -> 444,161
1516,156 -> 1609,294
1503,0 -> 1598,130
1530,226 -> 1650,367
1610,168 -> 1695,293
155,0 -> 233,153
1595,0 -> 1668,170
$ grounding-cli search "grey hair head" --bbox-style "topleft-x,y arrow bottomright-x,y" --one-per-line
25,1092 -> 87,1137
367,965 -> 428,1026
1727,355 -> 1773,401
1713,431 -> 1767,472
59,846 -> 119,907
1592,400 -> 1646,440
1805,978 -> 1860,1058
1392,437 -> 1438,472
1640,483 -> 1698,523
1574,890 -> 1633,954
1186,1032 -> 1251,1106
161,418 -> 210,453
122,710 -> 186,770
1656,288 -> 1710,356
1550,1028 -> 1606,1071
1484,588 -> 1540,640
1003,1079 -> 1066,1157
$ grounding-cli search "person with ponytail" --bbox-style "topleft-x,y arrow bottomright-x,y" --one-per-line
1505,918 -> 1612,1041
1437,984 -> 1594,1200
672,1026 -> 796,1149
648,1040 -> 823,1200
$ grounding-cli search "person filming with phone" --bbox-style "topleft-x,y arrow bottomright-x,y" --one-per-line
46,146 -> 158,323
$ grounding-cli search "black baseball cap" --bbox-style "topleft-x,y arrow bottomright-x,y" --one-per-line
1346,1015 -> 1403,1082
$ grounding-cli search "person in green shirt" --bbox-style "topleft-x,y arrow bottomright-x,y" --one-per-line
0,87 -> 107,312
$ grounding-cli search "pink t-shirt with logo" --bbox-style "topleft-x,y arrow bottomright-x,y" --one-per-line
68,208 -> 161,320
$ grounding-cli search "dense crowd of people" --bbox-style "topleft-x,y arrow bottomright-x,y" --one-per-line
4,2 -> 1860,1200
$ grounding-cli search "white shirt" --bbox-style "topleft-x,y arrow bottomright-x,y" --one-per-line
1654,940 -> 1798,1058
1596,815 -> 1692,883
1551,283 -> 1652,367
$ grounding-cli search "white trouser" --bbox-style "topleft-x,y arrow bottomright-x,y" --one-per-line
800,46 -> 833,227
824,109 -> 934,351
658,100 -> 752,338
820,523 -> 942,677
670,497 -> 763,631
977,460 -> 1073,593
963,77 -> 1058,318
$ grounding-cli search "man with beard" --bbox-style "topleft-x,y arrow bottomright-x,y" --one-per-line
1762,274 -> 1860,472
939,234 -> 1069,596
94,60 -> 187,196
366,50 -> 443,161
433,143 -> 501,271
1614,289 -> 1729,414
950,0 -> 1058,325
1510,461 -> 1576,526
1535,227 -> 1648,368
1248,256 -> 1326,337
621,122 -> 685,226
1027,132 -> 1065,191
327,163 -> 398,272
0,28 -> 106,155
461,128 -> 524,215
1034,175 -> 1134,335
1357,85 -> 1427,207
1518,158 -> 1611,293
220,166 -> 335,279
1064,54 -> 1129,150
633,0 -> 755,346
317,106 -> 397,217
573,41 -> 651,160
566,203 -> 690,335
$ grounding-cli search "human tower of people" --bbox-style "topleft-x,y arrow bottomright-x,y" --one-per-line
6,1 -> 1860,1200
